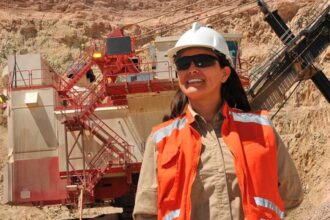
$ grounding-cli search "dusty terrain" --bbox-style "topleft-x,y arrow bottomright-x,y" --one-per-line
0,0 -> 329,219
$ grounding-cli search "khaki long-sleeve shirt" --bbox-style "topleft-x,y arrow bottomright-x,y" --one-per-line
133,107 -> 303,220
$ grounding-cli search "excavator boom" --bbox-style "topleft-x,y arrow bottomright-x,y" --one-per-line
248,3 -> 330,110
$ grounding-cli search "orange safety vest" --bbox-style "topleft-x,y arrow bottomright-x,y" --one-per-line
152,103 -> 285,220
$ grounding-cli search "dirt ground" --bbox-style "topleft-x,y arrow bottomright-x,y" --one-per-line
0,0 -> 329,219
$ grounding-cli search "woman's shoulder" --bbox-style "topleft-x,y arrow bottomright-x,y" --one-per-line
151,114 -> 188,134
227,105 -> 270,117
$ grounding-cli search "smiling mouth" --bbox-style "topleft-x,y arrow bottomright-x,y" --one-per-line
187,79 -> 204,84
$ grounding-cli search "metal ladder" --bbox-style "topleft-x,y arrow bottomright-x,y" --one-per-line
55,67 -> 137,197
58,54 -> 94,95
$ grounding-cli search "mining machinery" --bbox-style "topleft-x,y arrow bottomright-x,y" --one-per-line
248,1 -> 330,111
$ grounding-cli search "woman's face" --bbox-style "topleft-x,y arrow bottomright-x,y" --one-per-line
176,47 -> 230,102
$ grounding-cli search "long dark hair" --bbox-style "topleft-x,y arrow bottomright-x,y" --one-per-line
162,50 -> 251,121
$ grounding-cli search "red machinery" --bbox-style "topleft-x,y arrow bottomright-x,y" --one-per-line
55,27 -> 178,216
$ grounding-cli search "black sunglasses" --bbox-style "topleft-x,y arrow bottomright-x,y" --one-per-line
175,54 -> 218,71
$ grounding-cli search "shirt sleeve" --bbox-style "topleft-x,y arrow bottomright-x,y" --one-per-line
275,129 -> 304,210
133,134 -> 158,220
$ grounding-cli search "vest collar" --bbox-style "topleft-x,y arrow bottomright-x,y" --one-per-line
184,102 -> 228,125
185,104 -> 196,124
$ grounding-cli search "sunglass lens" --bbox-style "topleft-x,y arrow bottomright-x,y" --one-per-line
194,55 -> 217,68
175,57 -> 192,71
175,54 -> 217,71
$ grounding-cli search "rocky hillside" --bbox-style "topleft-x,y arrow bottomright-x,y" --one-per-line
0,0 -> 329,219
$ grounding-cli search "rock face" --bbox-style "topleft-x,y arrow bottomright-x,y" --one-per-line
20,25 -> 38,39
277,2 -> 300,22
0,0 -> 329,219
84,22 -> 110,38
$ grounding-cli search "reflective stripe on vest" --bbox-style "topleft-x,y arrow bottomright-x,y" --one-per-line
163,209 -> 180,220
254,197 -> 285,219
153,117 -> 187,144
230,111 -> 272,126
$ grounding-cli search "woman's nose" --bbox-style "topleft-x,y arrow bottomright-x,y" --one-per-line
186,62 -> 199,74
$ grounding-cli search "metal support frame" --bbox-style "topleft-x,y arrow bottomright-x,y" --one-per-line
56,32 -> 180,210
65,127 -> 86,185
249,2 -> 330,110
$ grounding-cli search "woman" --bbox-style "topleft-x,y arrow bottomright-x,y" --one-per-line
133,23 -> 303,220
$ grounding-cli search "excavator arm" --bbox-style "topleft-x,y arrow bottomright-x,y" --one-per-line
248,1 -> 330,110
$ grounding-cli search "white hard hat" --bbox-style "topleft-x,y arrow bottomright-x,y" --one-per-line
167,22 -> 232,64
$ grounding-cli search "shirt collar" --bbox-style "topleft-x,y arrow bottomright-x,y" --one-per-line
185,102 -> 225,126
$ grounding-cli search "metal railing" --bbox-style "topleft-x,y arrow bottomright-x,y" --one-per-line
9,68 -> 55,89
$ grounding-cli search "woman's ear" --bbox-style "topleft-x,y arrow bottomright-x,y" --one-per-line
222,66 -> 231,83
